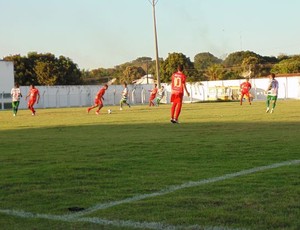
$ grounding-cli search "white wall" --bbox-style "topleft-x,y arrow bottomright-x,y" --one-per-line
2,76 -> 300,110
17,84 -> 155,109
0,61 -> 14,93
182,76 -> 300,102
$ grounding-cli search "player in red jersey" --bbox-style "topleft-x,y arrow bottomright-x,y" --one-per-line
87,84 -> 108,115
240,78 -> 252,105
25,84 -> 40,115
170,64 -> 190,124
149,84 -> 158,106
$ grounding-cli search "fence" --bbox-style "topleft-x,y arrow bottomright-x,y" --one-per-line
1,76 -> 300,110
1,84 -> 156,110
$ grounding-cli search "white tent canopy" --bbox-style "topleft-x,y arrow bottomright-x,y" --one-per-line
132,74 -> 155,84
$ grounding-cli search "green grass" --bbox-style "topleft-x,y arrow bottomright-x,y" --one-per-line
0,100 -> 299,229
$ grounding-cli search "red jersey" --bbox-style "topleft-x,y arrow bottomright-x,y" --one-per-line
29,88 -> 39,101
95,87 -> 106,100
150,88 -> 158,96
240,81 -> 251,93
171,71 -> 187,95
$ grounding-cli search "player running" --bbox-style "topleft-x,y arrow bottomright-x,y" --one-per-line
25,84 -> 40,115
155,85 -> 165,106
240,78 -> 252,105
149,84 -> 158,106
87,84 -> 108,115
120,82 -> 131,110
170,64 -> 190,124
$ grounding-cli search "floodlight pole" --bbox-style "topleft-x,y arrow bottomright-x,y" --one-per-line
149,0 -> 161,87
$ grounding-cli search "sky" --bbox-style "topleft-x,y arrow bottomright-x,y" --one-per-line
1,0 -> 299,70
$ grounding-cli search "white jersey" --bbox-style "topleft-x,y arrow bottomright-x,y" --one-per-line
11,87 -> 22,102
267,79 -> 279,96
122,87 -> 128,99
157,89 -> 165,99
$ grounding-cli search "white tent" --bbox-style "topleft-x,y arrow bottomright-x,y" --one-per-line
132,74 -> 155,84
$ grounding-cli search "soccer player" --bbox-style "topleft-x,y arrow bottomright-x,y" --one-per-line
240,78 -> 252,105
266,73 -> 279,113
87,84 -> 108,115
120,82 -> 131,110
149,84 -> 158,106
170,64 -> 190,124
155,85 -> 165,106
11,83 -> 22,116
25,84 -> 40,115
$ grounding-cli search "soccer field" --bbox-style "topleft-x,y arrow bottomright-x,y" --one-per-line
0,100 -> 299,230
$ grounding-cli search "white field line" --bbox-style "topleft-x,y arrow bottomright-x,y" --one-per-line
0,209 -> 245,230
0,159 -> 299,230
66,159 -> 300,218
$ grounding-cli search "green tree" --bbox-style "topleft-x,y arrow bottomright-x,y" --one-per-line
194,52 -> 222,72
34,61 -> 58,85
222,51 -> 274,79
4,52 -> 81,85
205,64 -> 224,80
241,56 -> 259,78
271,55 -> 300,74
4,54 -> 38,85
160,52 -> 194,83
57,56 -> 82,85
121,66 -> 146,83
223,51 -> 261,68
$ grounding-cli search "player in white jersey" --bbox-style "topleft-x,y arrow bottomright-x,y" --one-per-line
155,85 -> 165,106
11,83 -> 22,116
266,73 -> 279,113
119,82 -> 131,110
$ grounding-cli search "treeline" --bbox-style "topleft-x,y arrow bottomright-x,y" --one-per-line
4,52 -> 82,86
3,51 -> 300,86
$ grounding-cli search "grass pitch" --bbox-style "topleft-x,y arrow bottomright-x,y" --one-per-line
0,100 -> 299,230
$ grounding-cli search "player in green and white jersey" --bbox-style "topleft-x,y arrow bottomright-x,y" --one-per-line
155,85 -> 165,106
11,83 -> 22,116
120,82 -> 131,110
266,73 -> 279,113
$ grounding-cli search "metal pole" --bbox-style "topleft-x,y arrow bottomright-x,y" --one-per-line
150,0 -> 161,88
146,61 -> 149,84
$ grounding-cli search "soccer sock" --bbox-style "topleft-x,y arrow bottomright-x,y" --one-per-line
171,103 -> 176,119
266,99 -> 270,108
12,104 -> 16,114
175,103 -> 182,120
15,102 -> 19,113
30,107 -> 35,113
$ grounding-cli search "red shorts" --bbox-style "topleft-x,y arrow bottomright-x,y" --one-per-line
171,93 -> 183,103
94,98 -> 103,106
28,99 -> 36,107
149,95 -> 156,101
241,91 -> 250,97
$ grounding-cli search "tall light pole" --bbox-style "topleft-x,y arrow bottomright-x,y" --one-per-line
148,0 -> 160,87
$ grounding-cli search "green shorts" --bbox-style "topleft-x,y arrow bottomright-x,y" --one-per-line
120,98 -> 127,103
267,95 -> 277,101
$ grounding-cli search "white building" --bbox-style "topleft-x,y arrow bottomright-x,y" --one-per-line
0,61 -> 14,109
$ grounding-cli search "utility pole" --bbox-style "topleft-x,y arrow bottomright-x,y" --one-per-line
148,0 -> 160,87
